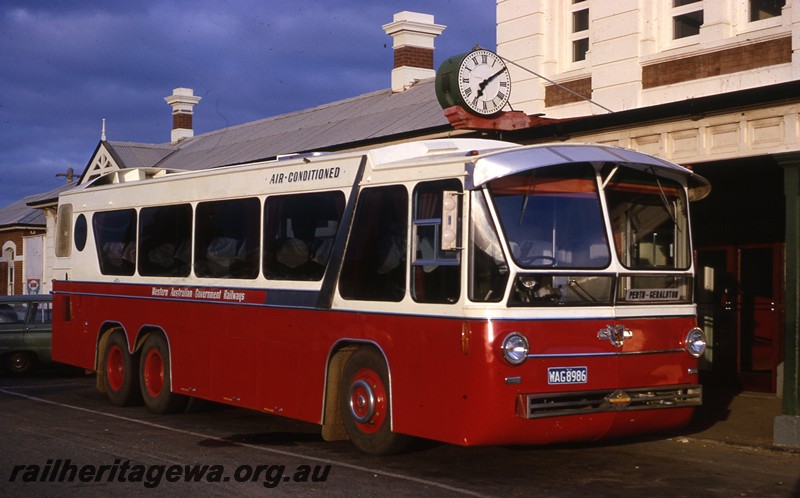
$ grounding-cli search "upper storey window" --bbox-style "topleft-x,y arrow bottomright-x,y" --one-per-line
673,0 -> 703,39
750,0 -> 785,21
571,0 -> 589,62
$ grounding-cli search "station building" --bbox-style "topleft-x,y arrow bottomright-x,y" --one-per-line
494,0 -> 800,445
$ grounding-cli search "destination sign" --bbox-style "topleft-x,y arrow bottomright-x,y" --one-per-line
625,288 -> 681,301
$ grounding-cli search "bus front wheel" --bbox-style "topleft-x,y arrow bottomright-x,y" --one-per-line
340,347 -> 409,455
103,332 -> 142,406
139,334 -> 188,414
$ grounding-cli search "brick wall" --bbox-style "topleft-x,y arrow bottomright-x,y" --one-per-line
393,46 -> 434,69
643,37 -> 791,89
173,112 -> 193,130
545,77 -> 593,107
0,231 -> 23,295
0,261 -> 23,295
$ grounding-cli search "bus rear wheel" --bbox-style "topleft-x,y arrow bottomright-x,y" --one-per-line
139,334 -> 188,414
340,347 -> 409,455
103,332 -> 142,406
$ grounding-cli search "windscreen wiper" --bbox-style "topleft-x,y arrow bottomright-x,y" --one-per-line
519,174 -> 536,225
648,167 -> 679,229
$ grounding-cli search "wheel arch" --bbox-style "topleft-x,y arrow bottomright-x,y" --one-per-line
95,321 -> 128,394
321,339 -> 393,442
135,325 -> 170,354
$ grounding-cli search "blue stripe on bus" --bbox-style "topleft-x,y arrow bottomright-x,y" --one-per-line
265,289 -> 319,307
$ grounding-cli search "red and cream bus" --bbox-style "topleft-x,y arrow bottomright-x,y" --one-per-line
51,138 -> 710,455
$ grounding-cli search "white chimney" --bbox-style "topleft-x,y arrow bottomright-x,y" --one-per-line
164,87 -> 201,143
382,12 -> 445,92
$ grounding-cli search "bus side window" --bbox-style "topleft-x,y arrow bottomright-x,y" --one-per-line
263,191 -> 345,281
194,198 -> 260,279
93,209 -> 137,276
339,186 -> 408,302
55,203 -> 73,258
411,180 -> 462,304
138,204 -> 192,277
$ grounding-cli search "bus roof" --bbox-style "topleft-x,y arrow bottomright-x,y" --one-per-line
472,143 -> 711,199
366,138 -> 514,168
61,139 -> 710,202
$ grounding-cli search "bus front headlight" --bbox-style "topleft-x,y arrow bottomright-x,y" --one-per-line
685,327 -> 707,358
501,332 -> 529,366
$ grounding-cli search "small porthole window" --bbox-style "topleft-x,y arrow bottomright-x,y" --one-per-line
74,214 -> 87,251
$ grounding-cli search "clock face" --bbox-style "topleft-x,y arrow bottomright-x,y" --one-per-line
457,49 -> 511,116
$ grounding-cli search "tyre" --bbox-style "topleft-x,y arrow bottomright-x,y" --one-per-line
103,332 -> 142,406
340,347 -> 409,455
5,351 -> 35,375
139,334 -> 188,414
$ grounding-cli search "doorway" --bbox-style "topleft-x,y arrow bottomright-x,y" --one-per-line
695,244 -> 784,392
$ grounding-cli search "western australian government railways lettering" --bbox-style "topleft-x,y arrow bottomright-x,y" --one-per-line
269,166 -> 341,185
150,287 -> 246,303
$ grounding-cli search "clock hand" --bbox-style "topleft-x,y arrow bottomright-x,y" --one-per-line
484,68 -> 507,85
476,68 -> 507,98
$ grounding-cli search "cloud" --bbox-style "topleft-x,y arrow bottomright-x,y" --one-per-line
0,0 -> 494,207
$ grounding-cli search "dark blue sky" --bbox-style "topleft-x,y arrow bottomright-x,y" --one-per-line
0,0 -> 495,208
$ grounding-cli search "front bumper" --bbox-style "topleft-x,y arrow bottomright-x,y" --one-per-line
517,384 -> 702,419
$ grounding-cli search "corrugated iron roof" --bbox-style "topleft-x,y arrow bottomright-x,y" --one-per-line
0,192 -> 50,227
106,142 -> 178,169
105,78 -> 451,172
0,183 -> 83,219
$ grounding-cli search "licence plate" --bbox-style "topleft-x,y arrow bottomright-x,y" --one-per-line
547,366 -> 588,385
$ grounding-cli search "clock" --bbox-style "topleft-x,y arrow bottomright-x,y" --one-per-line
435,49 -> 511,116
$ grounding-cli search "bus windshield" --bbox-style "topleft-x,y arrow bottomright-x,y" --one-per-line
602,165 -> 690,270
488,162 -> 610,269
484,161 -> 693,306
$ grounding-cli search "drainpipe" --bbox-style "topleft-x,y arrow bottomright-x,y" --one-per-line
775,152 -> 800,448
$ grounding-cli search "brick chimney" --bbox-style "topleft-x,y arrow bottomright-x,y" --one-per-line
164,87 -> 201,143
382,12 -> 445,92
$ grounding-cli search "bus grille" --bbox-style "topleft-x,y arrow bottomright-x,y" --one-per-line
517,385 -> 702,419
